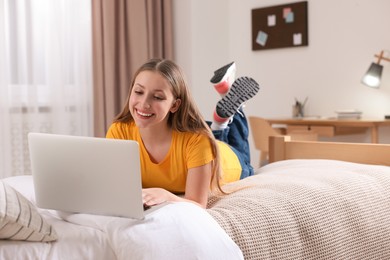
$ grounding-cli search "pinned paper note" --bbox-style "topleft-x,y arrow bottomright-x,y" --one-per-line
283,8 -> 292,19
283,7 -> 294,23
256,31 -> 268,46
285,12 -> 294,23
293,33 -> 302,45
268,15 -> 276,26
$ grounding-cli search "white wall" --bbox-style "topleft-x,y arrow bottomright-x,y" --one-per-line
173,0 -> 390,167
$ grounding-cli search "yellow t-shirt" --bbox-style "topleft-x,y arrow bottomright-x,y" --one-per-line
106,121 -> 241,193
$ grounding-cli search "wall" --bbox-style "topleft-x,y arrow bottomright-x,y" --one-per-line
173,0 -> 390,167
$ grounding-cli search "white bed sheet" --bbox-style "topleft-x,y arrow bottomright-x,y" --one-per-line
2,176 -> 243,260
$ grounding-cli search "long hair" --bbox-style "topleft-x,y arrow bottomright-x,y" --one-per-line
114,58 -> 224,194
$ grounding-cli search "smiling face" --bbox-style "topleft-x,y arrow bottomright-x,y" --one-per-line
129,70 -> 181,130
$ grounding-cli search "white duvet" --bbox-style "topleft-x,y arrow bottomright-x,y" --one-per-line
1,176 -> 243,260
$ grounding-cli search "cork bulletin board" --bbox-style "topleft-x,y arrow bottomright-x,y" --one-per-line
252,1 -> 308,51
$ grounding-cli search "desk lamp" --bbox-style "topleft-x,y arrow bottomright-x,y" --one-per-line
362,50 -> 390,119
361,50 -> 390,88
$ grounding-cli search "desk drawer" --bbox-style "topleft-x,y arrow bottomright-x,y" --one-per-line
287,125 -> 335,137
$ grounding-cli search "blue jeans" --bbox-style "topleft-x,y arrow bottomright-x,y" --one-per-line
208,110 -> 254,179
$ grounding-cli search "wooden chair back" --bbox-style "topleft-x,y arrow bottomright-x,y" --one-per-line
248,116 -> 283,167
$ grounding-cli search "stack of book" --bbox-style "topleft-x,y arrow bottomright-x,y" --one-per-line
335,110 -> 362,119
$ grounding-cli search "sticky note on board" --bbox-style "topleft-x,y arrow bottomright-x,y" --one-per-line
293,33 -> 302,45
285,12 -> 294,23
267,15 -> 276,26
256,31 -> 268,46
283,8 -> 292,18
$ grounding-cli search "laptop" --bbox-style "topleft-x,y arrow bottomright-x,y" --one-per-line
28,132 -> 150,219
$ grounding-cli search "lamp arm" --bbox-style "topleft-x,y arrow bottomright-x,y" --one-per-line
374,50 -> 390,64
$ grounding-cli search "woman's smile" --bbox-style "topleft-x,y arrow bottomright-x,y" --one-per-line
136,109 -> 153,118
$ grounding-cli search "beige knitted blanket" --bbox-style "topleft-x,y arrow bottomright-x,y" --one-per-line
207,159 -> 390,259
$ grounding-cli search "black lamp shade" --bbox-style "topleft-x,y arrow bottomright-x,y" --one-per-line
361,62 -> 383,88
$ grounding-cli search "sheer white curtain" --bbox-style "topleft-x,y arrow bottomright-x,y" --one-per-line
0,0 -> 93,178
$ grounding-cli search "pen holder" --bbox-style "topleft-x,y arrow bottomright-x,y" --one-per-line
292,104 -> 304,118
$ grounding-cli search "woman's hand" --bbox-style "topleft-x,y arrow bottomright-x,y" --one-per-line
142,162 -> 213,208
142,188 -> 176,206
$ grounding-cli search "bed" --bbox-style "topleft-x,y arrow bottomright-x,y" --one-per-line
2,136 -> 390,259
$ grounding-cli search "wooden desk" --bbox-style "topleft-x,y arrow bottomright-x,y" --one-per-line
266,117 -> 390,143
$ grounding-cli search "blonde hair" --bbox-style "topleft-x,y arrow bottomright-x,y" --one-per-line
114,58 -> 224,194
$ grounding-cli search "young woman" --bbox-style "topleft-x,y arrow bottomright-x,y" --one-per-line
106,59 -> 259,208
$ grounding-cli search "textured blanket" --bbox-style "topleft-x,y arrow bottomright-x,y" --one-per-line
207,159 -> 390,259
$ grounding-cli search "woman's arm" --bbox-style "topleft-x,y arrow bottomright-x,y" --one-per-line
183,162 -> 213,207
142,163 -> 213,208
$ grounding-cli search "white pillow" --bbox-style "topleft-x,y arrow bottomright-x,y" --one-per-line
63,202 -> 244,259
0,180 -> 57,242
